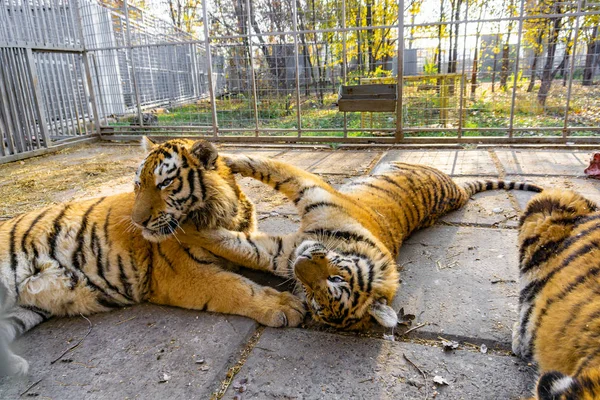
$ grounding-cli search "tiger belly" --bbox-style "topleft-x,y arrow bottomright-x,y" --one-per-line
0,194 -> 147,318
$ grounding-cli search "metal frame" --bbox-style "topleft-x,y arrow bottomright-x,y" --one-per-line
2,0 -> 600,157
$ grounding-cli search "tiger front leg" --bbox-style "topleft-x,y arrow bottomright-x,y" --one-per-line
179,228 -> 297,279
222,154 -> 333,204
149,262 -> 306,327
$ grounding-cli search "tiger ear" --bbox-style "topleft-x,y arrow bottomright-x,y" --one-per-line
368,298 -> 398,327
141,136 -> 157,153
190,140 -> 218,169
536,371 -> 576,400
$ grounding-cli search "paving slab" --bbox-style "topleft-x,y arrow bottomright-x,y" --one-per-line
274,150 -> 331,170
310,151 -> 382,175
494,150 -> 592,176
220,149 -> 283,158
0,304 -> 257,400
394,226 -> 520,348
223,328 -> 535,400
371,150 -> 498,176
442,178 -> 519,227
509,175 -> 600,210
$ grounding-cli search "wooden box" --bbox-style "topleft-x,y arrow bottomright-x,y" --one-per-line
337,84 -> 397,112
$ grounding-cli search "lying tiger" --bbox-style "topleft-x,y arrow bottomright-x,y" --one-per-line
180,155 -> 543,330
514,189 -> 600,399
0,138 -> 304,376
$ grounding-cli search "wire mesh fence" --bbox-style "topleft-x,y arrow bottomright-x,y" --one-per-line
2,0 -> 600,160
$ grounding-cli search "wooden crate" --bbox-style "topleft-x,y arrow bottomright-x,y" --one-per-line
337,84 -> 397,112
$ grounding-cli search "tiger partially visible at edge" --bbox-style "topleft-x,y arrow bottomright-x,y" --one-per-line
179,154 -> 543,330
0,138 -> 304,376
515,189 -> 600,400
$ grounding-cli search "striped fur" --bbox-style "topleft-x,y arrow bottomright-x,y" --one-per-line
0,138 -> 305,376
181,156 -> 542,330
515,189 -> 600,400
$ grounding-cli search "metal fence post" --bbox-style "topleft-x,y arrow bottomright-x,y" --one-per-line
563,0 -> 583,138
245,0 -> 260,136
396,0 -> 405,141
123,0 -> 144,127
342,0 -> 348,138
457,0 -> 470,139
292,0 -> 302,137
508,0 -> 525,139
202,0 -> 219,137
25,48 -> 51,147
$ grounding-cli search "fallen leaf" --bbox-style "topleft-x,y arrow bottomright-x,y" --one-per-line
433,375 -> 449,386
441,339 -> 459,351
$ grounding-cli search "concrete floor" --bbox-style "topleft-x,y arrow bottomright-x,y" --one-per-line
1,144 -> 599,399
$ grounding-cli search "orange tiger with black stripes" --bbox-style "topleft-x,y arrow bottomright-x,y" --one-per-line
181,154 -> 542,330
0,138 -> 304,376
515,189 -> 600,399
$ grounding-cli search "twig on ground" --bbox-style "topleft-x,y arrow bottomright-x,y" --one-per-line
402,322 -> 427,335
50,314 -> 93,365
403,353 -> 428,400
114,316 -> 136,326
19,378 -> 43,397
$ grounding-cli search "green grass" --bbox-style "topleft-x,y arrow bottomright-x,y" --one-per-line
107,82 -> 600,138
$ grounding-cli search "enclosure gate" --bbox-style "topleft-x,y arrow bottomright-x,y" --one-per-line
0,0 -> 99,163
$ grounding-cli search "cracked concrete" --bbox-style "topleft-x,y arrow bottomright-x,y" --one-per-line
1,143 -> 598,399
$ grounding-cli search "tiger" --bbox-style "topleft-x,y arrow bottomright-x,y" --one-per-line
179,154 -> 543,330
514,189 -> 600,400
0,138 -> 304,376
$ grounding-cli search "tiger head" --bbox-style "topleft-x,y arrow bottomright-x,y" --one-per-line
293,239 -> 400,330
132,137 -> 252,242
533,369 -> 600,400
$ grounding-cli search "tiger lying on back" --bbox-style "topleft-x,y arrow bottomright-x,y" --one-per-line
180,155 -> 542,330
0,138 -> 304,376
514,189 -> 600,400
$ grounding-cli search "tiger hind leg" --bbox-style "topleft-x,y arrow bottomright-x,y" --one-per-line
0,306 -> 48,376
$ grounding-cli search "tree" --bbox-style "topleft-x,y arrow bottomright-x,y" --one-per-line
163,0 -> 202,33
582,24 -> 600,86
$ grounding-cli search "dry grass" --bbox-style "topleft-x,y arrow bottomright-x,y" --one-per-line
0,143 -> 142,219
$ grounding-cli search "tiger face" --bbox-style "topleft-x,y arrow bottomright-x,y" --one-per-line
132,137 -> 236,242
293,240 -> 399,330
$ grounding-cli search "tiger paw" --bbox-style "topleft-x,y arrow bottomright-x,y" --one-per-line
0,352 -> 29,377
254,288 -> 306,328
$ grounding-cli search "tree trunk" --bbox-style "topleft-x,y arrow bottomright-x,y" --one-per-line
366,0 -> 375,72
527,31 -> 543,93
583,25 -> 599,86
537,10 -> 563,106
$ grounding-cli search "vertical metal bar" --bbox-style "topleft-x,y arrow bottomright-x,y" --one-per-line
69,54 -> 87,135
12,50 -> 35,151
5,50 -> 26,152
245,0 -> 260,135
56,52 -> 80,135
73,0 -> 101,136
0,50 -> 17,154
15,49 -> 39,149
26,48 -> 51,148
457,0 -> 469,138
342,0 -> 348,138
202,0 -> 219,137
38,0 -> 50,45
19,50 -> 42,149
292,0 -> 302,136
38,53 -> 57,139
48,52 -> 69,136
396,0 -> 405,141
91,53 -> 109,126
508,0 -> 525,139
563,0 -> 582,138
123,0 -> 144,126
